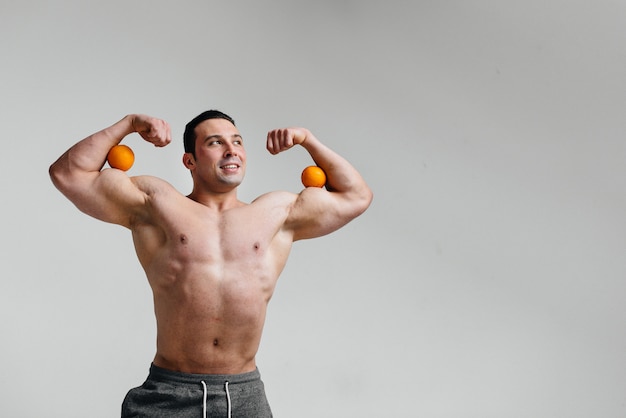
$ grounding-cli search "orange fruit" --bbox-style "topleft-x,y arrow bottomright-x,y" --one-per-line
301,165 -> 326,188
107,144 -> 135,171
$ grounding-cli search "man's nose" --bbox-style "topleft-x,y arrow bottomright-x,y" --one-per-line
224,147 -> 238,158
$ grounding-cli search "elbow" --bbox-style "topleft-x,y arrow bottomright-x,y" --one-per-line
353,186 -> 374,217
48,161 -> 63,189
362,187 -> 374,212
49,158 -> 73,194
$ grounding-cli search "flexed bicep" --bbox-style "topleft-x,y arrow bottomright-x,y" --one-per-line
286,188 -> 356,241
60,168 -> 147,228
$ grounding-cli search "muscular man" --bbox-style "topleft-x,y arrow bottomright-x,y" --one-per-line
49,110 -> 372,417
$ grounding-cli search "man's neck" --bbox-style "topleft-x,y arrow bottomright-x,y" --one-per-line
187,188 -> 244,211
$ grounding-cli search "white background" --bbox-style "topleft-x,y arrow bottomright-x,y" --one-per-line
1,1 -> 625,417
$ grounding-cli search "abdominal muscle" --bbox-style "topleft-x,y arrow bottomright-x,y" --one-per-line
147,258 -> 275,375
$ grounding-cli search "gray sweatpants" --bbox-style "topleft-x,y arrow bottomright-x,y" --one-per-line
121,364 -> 273,418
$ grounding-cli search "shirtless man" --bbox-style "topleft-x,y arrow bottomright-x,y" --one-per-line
49,110 -> 373,417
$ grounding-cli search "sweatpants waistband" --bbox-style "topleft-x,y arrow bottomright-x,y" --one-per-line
148,363 -> 261,386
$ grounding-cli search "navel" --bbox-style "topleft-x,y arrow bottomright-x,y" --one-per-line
253,242 -> 260,251
213,339 -> 219,346
179,234 -> 188,244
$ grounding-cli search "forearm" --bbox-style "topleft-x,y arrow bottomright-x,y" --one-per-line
301,131 -> 371,198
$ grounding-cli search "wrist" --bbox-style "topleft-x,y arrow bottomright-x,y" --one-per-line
103,115 -> 136,143
125,114 -> 139,134
300,130 -> 321,152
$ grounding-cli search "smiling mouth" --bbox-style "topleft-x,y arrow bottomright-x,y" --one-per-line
221,164 -> 239,169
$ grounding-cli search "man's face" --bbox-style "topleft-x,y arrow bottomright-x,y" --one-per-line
187,118 -> 246,191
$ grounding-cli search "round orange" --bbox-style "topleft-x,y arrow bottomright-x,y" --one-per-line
301,165 -> 326,188
107,144 -> 135,171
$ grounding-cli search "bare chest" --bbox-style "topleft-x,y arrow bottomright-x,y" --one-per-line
135,203 -> 291,289
170,215 -> 270,265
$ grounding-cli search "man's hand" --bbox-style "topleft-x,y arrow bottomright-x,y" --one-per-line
130,114 -> 172,147
266,127 -> 310,155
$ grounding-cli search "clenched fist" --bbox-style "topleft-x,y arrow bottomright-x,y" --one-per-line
131,114 -> 172,148
266,127 -> 311,155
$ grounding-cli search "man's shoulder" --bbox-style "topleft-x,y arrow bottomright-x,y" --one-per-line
237,191 -> 300,238
250,190 -> 299,207
129,174 -> 181,197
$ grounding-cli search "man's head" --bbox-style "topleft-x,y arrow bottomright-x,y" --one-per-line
184,110 -> 236,157
182,110 -> 246,193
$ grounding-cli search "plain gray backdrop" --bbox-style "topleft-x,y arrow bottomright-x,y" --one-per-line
2,1 -> 625,417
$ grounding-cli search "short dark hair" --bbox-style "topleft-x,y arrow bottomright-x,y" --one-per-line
183,110 -> 236,156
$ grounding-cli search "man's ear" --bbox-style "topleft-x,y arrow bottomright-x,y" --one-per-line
182,152 -> 196,169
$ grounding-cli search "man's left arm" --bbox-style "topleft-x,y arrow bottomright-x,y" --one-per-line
267,127 -> 373,241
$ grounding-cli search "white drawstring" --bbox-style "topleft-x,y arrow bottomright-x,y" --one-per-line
225,381 -> 232,418
201,380 -> 232,418
201,381 -> 208,418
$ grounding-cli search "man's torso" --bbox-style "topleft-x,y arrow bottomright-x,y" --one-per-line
129,176 -> 296,374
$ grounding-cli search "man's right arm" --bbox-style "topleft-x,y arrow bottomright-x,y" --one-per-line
49,114 -> 171,228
